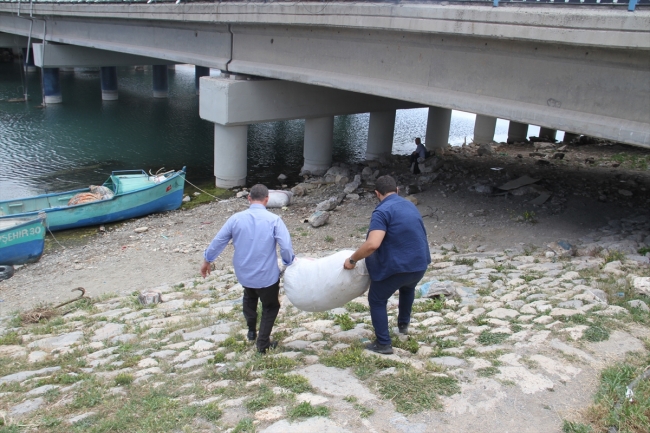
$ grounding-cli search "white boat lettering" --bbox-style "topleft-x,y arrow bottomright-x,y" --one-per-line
0,228 -> 32,245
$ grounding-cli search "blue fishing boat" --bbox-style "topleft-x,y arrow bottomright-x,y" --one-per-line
0,215 -> 47,266
0,167 -> 186,232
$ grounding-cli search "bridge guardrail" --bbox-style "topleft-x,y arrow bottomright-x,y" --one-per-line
0,0 -> 645,12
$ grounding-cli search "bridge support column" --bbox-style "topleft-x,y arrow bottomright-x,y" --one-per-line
473,115 -> 497,144
507,121 -> 529,143
302,116 -> 334,175
425,106 -> 451,151
539,127 -> 557,141
100,66 -> 118,101
214,124 -> 248,188
42,68 -> 62,104
22,48 -> 36,73
366,110 -> 396,160
563,132 -> 580,143
152,65 -> 168,98
195,66 -> 210,96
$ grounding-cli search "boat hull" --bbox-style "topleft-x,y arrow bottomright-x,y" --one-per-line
0,168 -> 186,232
0,217 -> 46,265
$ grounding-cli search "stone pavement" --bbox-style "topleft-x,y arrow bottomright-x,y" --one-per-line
0,216 -> 648,432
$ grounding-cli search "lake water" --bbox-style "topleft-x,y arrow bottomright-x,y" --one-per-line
0,62 -> 549,201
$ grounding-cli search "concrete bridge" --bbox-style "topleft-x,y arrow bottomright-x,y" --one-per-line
1,1 -> 649,187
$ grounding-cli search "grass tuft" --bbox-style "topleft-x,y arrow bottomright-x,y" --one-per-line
287,402 -> 330,420
374,369 -> 459,414
477,331 -> 510,346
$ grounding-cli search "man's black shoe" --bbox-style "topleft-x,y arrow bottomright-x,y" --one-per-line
365,341 -> 393,355
258,341 -> 278,354
398,323 -> 409,335
247,330 -> 257,341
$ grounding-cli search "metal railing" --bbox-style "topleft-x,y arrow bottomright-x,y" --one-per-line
0,0 -> 645,11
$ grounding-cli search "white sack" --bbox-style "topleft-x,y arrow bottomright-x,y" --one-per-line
283,250 -> 370,312
267,190 -> 293,208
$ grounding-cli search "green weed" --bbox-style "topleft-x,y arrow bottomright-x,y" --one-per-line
411,298 -> 444,313
374,369 -> 459,414
604,250 -> 626,264
288,402 -> 330,420
345,302 -> 369,313
454,258 -> 477,266
477,331 -> 510,346
232,418 -> 255,433
324,235 -> 335,243
333,313 -> 355,331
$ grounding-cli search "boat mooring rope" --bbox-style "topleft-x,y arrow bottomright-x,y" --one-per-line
40,210 -> 65,250
184,178 -> 222,202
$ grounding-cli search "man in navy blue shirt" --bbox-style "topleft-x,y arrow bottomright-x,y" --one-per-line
201,184 -> 295,354
343,175 -> 430,354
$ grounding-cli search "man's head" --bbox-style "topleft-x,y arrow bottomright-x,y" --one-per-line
375,175 -> 397,199
248,184 -> 269,204
415,137 -> 422,146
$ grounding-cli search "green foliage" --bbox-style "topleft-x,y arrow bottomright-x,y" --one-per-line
324,235 -> 335,243
476,366 -> 500,377
0,332 -> 21,346
114,373 -> 134,386
604,250 -> 626,264
210,351 -> 226,364
510,323 -> 524,333
220,336 -> 248,353
583,325 -> 610,342
345,302 -> 369,313
244,386 -> 275,412
374,369 -> 459,414
320,346 -> 406,379
198,402 -> 223,422
562,421 -> 593,433
232,418 -> 256,433
354,403 -> 375,418
37,373 -> 88,387
333,313 -> 355,331
638,247 -> 650,256
454,258 -> 477,266
477,331 -> 510,346
391,336 -> 419,354
264,371 -> 312,393
411,298 -> 444,313
70,381 -> 104,409
287,402 -> 330,420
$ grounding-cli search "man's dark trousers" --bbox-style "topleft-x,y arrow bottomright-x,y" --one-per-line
368,270 -> 426,345
243,279 -> 280,351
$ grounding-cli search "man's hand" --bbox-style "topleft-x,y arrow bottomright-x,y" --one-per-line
200,260 -> 211,278
343,257 -> 356,270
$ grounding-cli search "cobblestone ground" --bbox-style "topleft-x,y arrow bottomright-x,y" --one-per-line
1,215 -> 649,432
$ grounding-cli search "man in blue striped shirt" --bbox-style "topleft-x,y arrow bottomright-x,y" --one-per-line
200,184 -> 295,354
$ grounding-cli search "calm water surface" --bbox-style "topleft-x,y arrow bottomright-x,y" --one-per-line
0,62 -> 545,201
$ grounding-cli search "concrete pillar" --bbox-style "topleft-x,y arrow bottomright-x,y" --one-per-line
425,106 -> 451,151
100,66 -> 118,101
167,65 -> 175,71
563,132 -> 580,143
366,110 -> 396,160
42,68 -> 62,104
22,48 -> 36,73
152,65 -> 168,98
507,121 -> 529,143
214,124 -> 248,188
195,66 -> 210,96
539,127 -> 557,141
473,115 -> 497,144
302,116 -> 334,175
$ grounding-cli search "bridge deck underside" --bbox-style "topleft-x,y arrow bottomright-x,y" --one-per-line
0,5 -> 648,147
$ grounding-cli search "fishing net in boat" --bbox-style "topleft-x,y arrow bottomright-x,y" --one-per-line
67,185 -> 114,206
